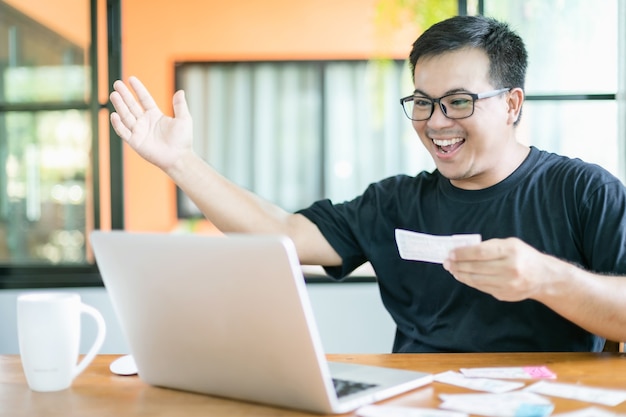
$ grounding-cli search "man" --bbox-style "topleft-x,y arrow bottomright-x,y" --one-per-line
109,15 -> 626,352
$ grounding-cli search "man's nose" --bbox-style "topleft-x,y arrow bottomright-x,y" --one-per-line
427,101 -> 452,126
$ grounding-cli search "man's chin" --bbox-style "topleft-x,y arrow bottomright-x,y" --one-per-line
434,163 -> 465,181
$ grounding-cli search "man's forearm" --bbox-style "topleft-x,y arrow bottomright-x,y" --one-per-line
535,259 -> 626,343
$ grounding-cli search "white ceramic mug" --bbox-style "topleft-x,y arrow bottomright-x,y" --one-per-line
17,292 -> 106,392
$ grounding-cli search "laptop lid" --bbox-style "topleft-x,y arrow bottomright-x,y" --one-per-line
90,231 -> 431,414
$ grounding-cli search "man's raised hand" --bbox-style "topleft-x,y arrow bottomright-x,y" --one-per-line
109,76 -> 194,170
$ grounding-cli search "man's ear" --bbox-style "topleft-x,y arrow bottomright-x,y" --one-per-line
507,88 -> 524,125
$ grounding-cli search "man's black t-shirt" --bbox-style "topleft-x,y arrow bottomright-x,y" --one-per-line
298,147 -> 626,352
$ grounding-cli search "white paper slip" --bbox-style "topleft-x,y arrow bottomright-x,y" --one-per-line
459,366 -> 556,380
439,391 -> 554,417
395,229 -> 482,264
434,370 -> 525,393
356,404 -> 468,417
525,380 -> 626,407
552,406 -> 626,417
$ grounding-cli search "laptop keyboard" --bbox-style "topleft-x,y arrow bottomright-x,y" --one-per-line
332,378 -> 379,398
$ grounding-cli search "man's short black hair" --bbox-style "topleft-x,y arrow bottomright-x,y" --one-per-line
409,15 -> 528,93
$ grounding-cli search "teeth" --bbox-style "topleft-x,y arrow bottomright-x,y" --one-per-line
433,137 -> 464,147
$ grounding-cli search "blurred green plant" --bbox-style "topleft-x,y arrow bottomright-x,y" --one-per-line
367,0 -> 457,124
374,0 -> 457,36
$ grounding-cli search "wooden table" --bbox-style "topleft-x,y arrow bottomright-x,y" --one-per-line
2,352 -> 626,416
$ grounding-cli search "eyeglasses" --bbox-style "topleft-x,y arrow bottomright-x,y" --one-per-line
399,88 -> 511,121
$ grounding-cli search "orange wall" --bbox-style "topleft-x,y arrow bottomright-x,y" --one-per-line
121,0 -> 421,231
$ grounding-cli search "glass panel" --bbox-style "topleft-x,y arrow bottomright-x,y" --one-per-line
0,1 -> 89,104
4,66 -> 88,103
517,101 -> 619,179
180,62 -> 324,214
324,60 -> 433,204
0,110 -> 91,264
178,61 -> 435,216
0,1 -> 93,267
484,0 -> 618,95
253,63 -> 321,210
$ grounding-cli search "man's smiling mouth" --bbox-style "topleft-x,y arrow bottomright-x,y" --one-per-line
432,137 -> 465,154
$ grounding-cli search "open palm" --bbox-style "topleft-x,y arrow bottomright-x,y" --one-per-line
110,76 -> 193,170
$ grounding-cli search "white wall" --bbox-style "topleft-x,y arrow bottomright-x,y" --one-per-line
0,282 -> 396,355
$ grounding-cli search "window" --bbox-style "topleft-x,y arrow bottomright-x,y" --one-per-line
176,60 -> 434,217
0,0 -> 121,288
483,0 -> 623,181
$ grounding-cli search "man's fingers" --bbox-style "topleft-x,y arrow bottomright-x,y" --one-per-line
109,87 -> 129,115
110,112 -> 131,142
113,81 -> 143,122
128,76 -> 159,113
172,89 -> 191,120
450,239 -> 507,261
109,90 -> 138,132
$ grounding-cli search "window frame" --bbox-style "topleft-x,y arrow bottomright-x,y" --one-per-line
0,0 -> 123,289
478,0 -> 623,182
174,58 -> 420,219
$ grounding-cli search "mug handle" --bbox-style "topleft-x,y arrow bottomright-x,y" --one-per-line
72,303 -> 106,378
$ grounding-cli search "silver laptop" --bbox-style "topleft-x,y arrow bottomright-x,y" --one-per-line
90,231 -> 432,414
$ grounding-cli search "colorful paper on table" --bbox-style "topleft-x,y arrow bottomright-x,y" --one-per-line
459,366 -> 556,380
551,406 -> 626,417
434,371 -> 525,393
525,380 -> 626,407
438,391 -> 554,417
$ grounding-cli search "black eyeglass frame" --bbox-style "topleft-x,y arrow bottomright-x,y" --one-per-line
399,88 -> 512,121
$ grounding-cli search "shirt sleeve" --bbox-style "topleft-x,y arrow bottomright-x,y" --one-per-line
578,173 -> 626,274
297,198 -> 368,279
